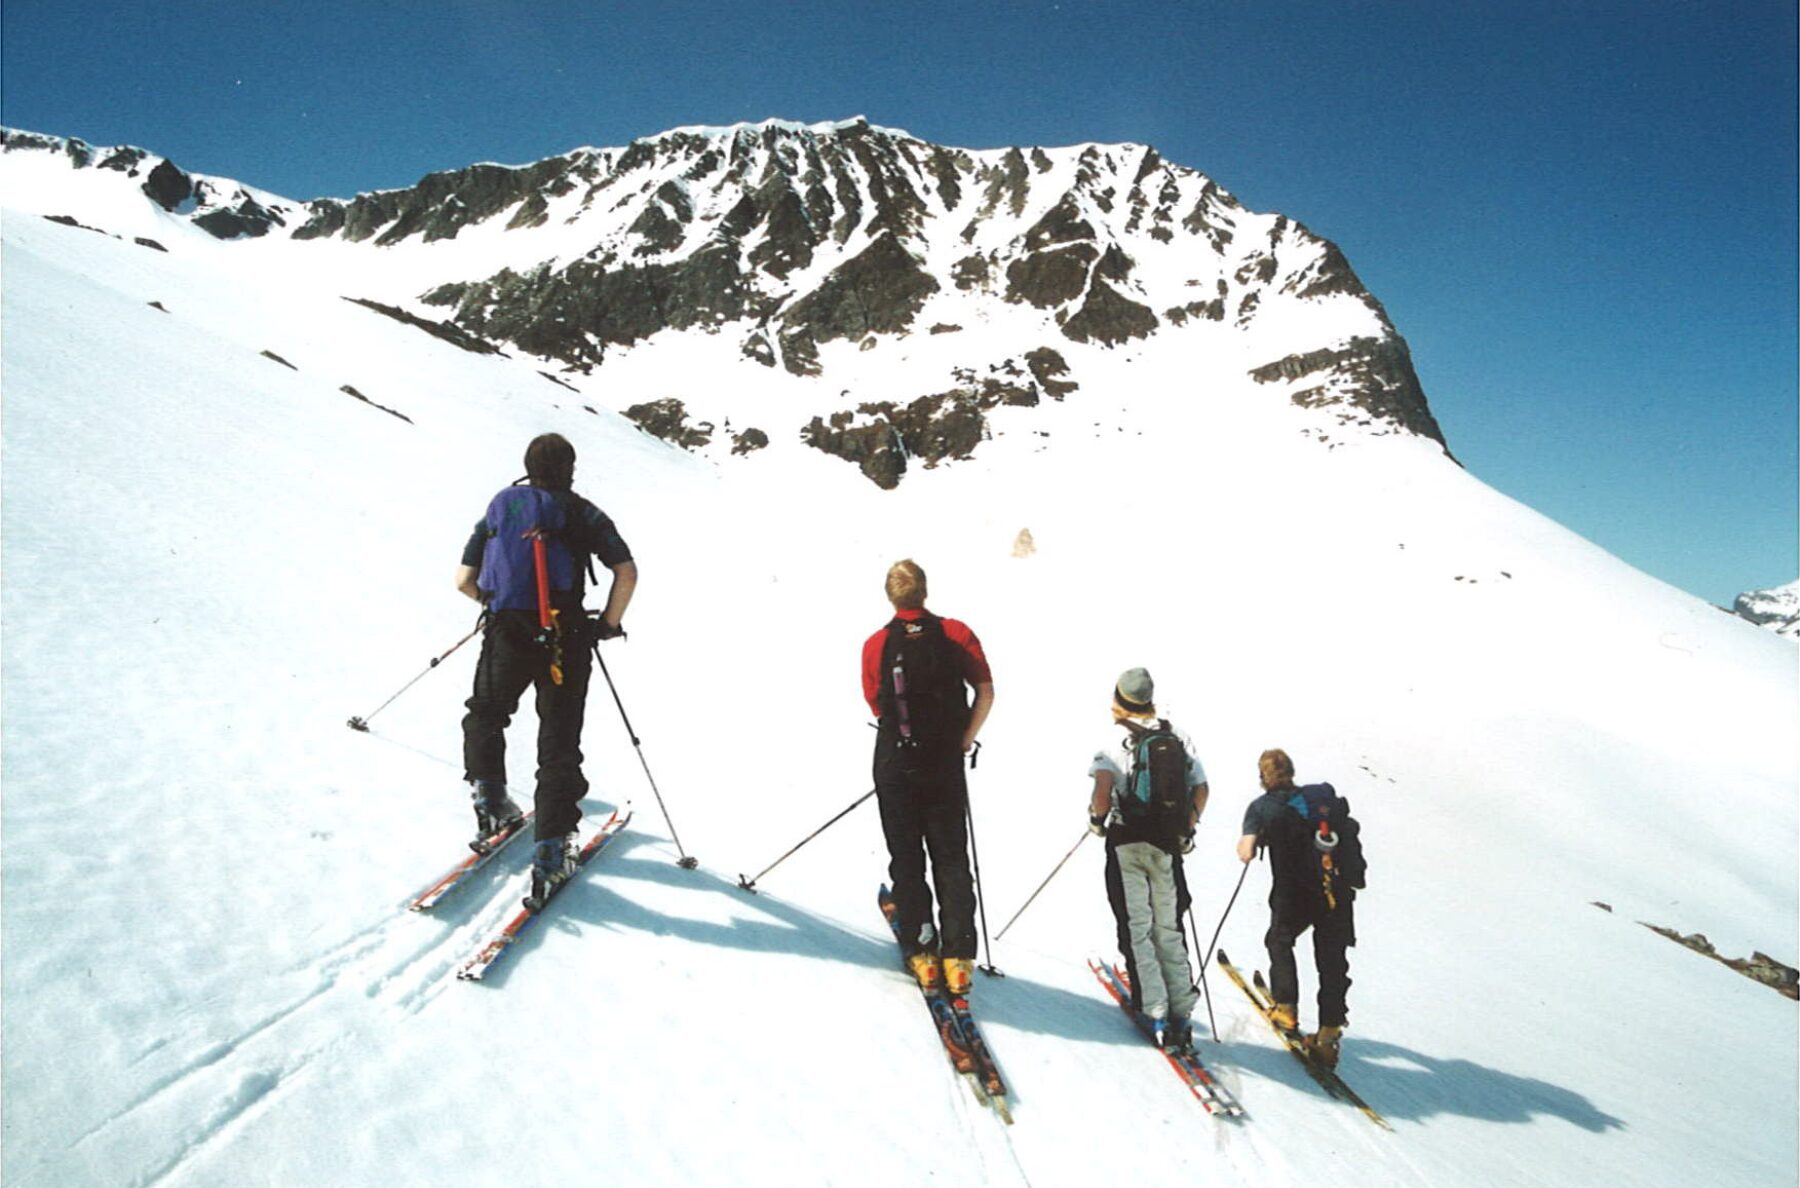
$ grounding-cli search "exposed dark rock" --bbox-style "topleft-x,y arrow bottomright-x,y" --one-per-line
1096,243 -> 1135,282
538,371 -> 579,392
775,233 -> 939,375
427,239 -> 764,365
730,427 -> 770,455
1025,347 -> 1077,398
624,398 -> 713,449
340,384 -> 414,423
1250,335 -> 1446,445
261,350 -> 297,369
741,331 -> 777,368
147,301 -> 169,312
1643,923 -> 1798,1000
1061,277 -> 1158,346
43,213 -> 102,233
803,410 -> 908,488
99,146 -> 148,174
929,323 -> 962,335
1023,194 -> 1095,252
1164,299 -> 1223,326
507,192 -> 550,230
952,254 -> 992,291
343,297 -> 505,356
135,237 -> 168,252
293,200 -> 347,240
976,148 -> 1031,220
1,128 -> 95,167
1005,243 -> 1096,308
141,159 -> 193,211
193,194 -> 284,239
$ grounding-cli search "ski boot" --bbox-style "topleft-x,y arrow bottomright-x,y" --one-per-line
525,833 -> 577,910
942,957 -> 975,997
1303,1025 -> 1343,1069
469,779 -> 525,852
1269,1001 -> 1299,1032
906,951 -> 943,991
1163,1015 -> 1195,1054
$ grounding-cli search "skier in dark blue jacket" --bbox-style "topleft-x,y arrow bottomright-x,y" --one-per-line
454,433 -> 636,899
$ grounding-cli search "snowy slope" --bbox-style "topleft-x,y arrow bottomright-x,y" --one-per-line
2,139 -> 1796,1188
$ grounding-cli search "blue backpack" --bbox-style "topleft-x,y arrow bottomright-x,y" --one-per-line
476,485 -> 576,612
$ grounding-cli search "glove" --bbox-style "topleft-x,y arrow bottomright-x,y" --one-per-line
1088,814 -> 1108,838
1180,833 -> 1195,855
592,618 -> 625,641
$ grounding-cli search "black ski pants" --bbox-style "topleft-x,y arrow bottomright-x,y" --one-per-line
1105,840 -> 1191,1010
1264,897 -> 1355,1028
462,611 -> 593,840
874,738 -> 977,961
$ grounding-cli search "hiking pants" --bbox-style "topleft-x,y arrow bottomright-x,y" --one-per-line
1265,899 -> 1355,1028
462,612 -> 594,840
873,738 -> 977,960
1106,842 -> 1191,1011
1107,841 -> 1198,1021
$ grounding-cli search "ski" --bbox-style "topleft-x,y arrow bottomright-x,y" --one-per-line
877,886 -> 1012,1123
1215,949 -> 1390,1130
1088,959 -> 1244,1118
409,812 -> 536,912
456,809 -> 632,982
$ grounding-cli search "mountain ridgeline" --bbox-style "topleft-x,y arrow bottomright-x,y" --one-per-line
1,119 -> 1447,486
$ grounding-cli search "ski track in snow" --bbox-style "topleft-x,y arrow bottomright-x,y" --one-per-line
52,874 -> 529,1187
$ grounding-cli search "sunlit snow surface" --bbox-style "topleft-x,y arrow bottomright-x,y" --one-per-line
1,141 -> 1795,1188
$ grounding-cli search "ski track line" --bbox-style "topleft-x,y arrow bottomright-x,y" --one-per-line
55,895 -> 498,1186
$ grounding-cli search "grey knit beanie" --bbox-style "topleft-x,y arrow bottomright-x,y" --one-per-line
1114,667 -> 1155,714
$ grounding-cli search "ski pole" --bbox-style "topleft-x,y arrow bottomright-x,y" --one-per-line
1191,859 -> 1251,1042
591,640 -> 697,870
736,788 -> 877,894
347,619 -> 483,732
994,828 -> 1091,941
964,744 -> 1003,977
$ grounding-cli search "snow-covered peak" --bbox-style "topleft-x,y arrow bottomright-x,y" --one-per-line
1732,579 -> 1800,638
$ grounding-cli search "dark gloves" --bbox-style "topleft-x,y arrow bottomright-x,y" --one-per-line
591,618 -> 625,641
1088,814 -> 1108,838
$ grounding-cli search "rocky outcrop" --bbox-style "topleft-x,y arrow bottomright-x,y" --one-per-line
775,234 -> 940,375
1251,335 -> 1446,446
624,398 -> 713,449
802,354 -> 1072,486
1730,581 -> 1800,639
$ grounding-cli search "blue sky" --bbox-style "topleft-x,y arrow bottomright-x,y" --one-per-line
4,0 -> 1794,604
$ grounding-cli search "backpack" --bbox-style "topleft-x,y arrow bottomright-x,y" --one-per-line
1116,719 -> 1191,849
1280,783 -> 1367,904
477,485 -> 577,613
876,613 -> 970,755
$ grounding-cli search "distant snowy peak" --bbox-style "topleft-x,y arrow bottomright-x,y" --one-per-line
1731,580 -> 1800,639
0,128 -> 301,239
0,118 -> 1449,483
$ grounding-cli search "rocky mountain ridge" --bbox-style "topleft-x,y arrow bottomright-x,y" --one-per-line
2,119 -> 1447,486
1730,580 -> 1800,639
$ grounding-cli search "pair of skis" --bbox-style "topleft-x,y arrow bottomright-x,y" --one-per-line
1088,959 -> 1244,1119
406,808 -> 633,981
1215,949 -> 1390,1130
878,886 -> 1012,1124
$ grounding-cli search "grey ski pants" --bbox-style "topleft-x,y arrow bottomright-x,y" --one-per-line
1114,841 -> 1198,1021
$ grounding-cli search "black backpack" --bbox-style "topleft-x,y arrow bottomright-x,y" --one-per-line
1116,719 -> 1191,849
876,613 -> 970,755
1279,783 -> 1367,904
